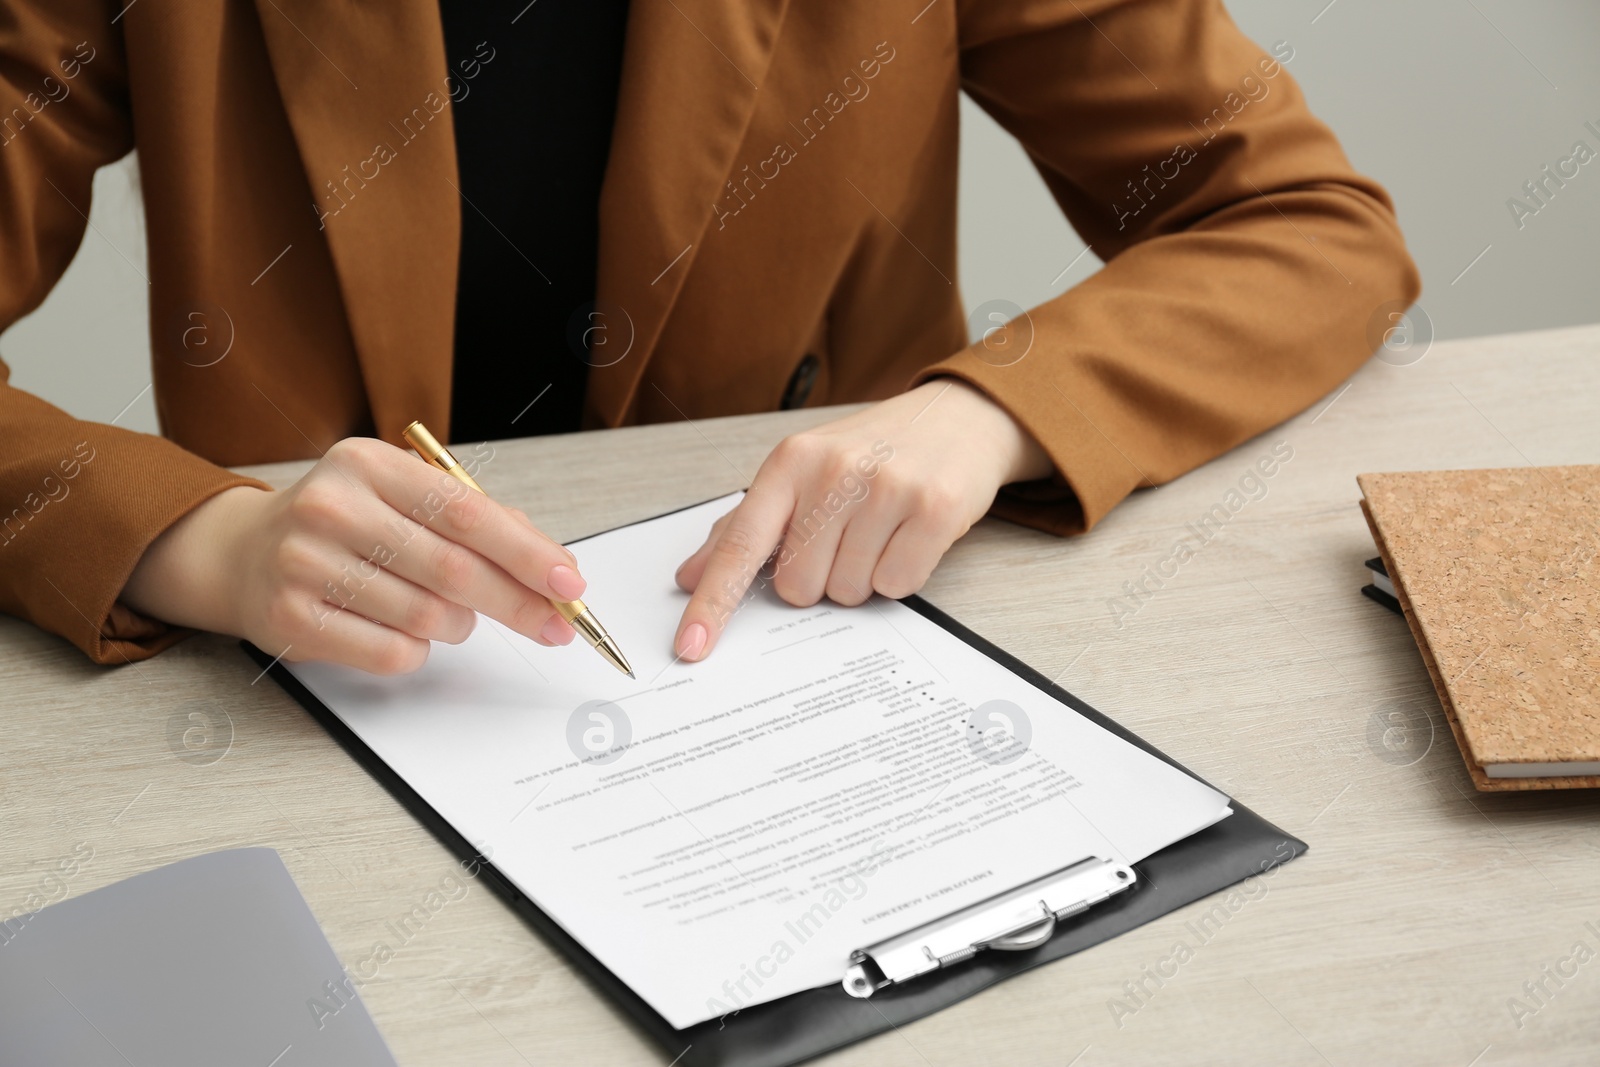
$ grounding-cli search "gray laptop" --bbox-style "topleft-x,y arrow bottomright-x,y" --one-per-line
0,848 -> 397,1066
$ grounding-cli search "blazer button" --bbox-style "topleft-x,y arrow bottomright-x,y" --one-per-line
780,354 -> 821,410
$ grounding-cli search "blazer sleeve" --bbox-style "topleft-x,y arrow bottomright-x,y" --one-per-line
0,1 -> 266,665
914,0 -> 1421,535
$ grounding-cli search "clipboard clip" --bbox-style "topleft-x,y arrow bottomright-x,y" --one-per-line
842,857 -> 1135,998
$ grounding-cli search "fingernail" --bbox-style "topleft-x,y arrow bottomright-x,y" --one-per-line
677,622 -> 707,661
540,613 -> 575,645
547,564 -> 586,600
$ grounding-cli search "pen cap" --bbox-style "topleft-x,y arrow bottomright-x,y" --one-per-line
402,421 -> 450,467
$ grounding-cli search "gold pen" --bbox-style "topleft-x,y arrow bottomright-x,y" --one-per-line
402,421 -> 635,679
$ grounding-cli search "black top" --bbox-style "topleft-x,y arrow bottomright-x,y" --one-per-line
439,0 -> 631,443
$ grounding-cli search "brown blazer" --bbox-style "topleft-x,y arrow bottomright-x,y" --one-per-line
0,0 -> 1418,665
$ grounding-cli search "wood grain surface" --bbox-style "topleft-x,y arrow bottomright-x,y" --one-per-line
4,323 -> 1598,1066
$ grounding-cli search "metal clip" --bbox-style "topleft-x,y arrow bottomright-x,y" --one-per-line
842,857 -> 1135,998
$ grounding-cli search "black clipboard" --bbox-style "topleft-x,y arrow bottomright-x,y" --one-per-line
245,495 -> 1306,1067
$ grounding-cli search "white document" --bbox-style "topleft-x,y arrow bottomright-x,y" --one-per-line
289,492 -> 1230,1029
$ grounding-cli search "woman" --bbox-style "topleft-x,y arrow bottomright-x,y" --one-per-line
0,0 -> 1418,672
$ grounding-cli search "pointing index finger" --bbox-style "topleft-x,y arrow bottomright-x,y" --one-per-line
675,482 -> 795,661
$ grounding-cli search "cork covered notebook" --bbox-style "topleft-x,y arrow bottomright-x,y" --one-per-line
1359,466 -> 1600,792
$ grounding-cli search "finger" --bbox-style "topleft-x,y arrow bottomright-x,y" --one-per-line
507,506 -> 577,566
674,509 -> 735,593
288,600 -> 431,675
823,503 -> 904,606
375,517 -> 573,645
318,562 -> 476,645
673,483 -> 795,661
871,513 -> 959,600
366,447 -> 585,603
314,488 -> 571,646
768,493 -> 855,607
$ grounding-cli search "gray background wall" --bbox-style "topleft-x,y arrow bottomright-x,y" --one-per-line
5,0 -> 1597,438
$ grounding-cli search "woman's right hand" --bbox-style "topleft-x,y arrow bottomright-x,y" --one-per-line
121,437 -> 588,674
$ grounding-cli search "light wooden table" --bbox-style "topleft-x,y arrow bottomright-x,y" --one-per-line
4,323 -> 1599,1066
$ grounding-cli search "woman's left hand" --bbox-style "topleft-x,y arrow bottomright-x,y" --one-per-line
671,378 -> 1052,661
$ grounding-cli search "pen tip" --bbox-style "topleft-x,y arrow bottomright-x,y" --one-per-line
627,670 -> 637,680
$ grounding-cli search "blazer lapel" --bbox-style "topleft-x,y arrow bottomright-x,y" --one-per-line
251,0 -> 458,444
589,0 -> 793,427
